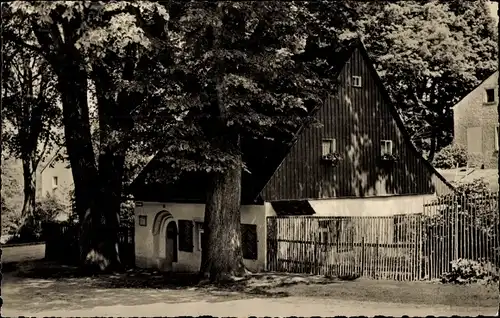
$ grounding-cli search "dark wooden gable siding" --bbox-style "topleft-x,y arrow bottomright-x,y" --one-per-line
262,48 -> 448,201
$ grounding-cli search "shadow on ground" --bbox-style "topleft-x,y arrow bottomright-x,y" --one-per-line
8,260 -> 340,294
4,260 -> 496,314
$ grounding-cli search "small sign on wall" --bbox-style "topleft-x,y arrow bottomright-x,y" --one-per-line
138,215 -> 147,226
136,201 -> 144,207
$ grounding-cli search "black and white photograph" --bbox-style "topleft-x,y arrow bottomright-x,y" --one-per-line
1,0 -> 500,316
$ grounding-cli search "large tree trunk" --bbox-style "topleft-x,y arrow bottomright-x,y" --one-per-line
55,65 -> 109,270
20,156 -> 36,219
79,149 -> 125,272
199,3 -> 248,283
31,19 -> 121,272
32,21 -> 99,222
18,155 -> 37,239
84,61 -> 137,272
57,66 -> 97,218
199,137 -> 248,283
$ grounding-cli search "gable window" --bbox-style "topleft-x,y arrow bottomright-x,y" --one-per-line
485,88 -> 495,104
352,76 -> 362,88
241,224 -> 258,260
322,138 -> 336,156
495,125 -> 499,151
380,140 -> 393,156
178,220 -> 194,252
52,176 -> 58,189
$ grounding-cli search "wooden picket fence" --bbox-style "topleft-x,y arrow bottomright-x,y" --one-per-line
43,222 -> 135,267
266,215 -> 423,281
266,192 -> 500,281
421,192 -> 499,280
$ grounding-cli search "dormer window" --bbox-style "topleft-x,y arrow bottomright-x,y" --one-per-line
380,140 -> 393,156
485,88 -> 495,104
322,138 -> 336,156
352,76 -> 362,88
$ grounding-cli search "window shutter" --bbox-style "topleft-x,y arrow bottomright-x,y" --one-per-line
241,224 -> 258,260
178,220 -> 194,252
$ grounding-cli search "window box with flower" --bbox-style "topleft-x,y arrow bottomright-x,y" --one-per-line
380,153 -> 399,162
321,152 -> 342,167
321,138 -> 341,167
379,140 -> 398,166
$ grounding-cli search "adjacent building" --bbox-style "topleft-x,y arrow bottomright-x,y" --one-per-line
452,71 -> 499,169
37,147 -> 74,212
4,147 -> 74,221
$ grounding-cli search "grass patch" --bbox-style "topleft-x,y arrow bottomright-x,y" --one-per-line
269,277 -> 498,308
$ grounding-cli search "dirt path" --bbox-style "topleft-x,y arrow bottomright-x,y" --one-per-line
2,296 -> 494,317
2,262 -> 496,317
1,243 -> 45,263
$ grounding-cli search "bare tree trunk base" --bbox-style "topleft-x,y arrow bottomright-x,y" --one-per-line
78,208 -> 123,275
198,264 -> 252,286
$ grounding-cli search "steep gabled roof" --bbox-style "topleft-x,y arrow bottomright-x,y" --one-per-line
39,146 -> 65,173
451,70 -> 498,110
352,39 -> 454,193
129,38 -> 454,203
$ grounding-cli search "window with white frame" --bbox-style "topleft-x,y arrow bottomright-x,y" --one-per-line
380,140 -> 393,156
52,176 -> 58,189
352,76 -> 362,88
322,138 -> 336,156
485,88 -> 495,104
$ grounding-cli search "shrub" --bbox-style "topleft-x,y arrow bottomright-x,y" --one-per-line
68,189 -> 134,227
441,258 -> 499,285
451,177 -> 493,196
1,159 -> 23,236
433,144 -> 467,169
6,194 -> 67,243
120,198 -> 135,227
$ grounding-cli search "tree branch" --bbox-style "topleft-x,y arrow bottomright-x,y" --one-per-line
34,130 -> 51,169
2,30 -> 46,56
